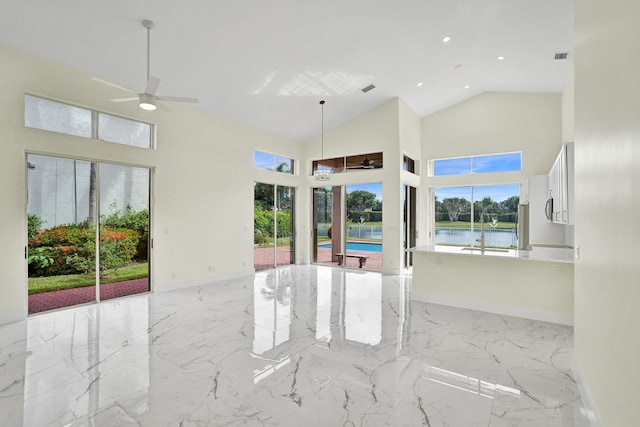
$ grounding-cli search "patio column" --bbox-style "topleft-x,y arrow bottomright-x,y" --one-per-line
331,186 -> 343,262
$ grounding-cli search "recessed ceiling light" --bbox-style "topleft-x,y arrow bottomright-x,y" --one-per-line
442,36 -> 451,43
417,82 -> 423,87
464,85 -> 471,89
497,56 -> 505,61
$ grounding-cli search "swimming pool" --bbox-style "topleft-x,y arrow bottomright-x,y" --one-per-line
319,242 -> 382,252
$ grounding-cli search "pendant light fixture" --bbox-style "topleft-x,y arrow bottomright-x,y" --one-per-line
314,100 -> 331,181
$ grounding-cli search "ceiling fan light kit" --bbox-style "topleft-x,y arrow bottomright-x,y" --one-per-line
96,19 -> 198,111
138,93 -> 157,110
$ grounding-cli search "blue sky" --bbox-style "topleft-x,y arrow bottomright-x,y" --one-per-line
434,153 -> 521,176
254,150 -> 293,170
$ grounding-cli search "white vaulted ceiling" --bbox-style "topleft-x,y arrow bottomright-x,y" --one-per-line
0,0 -> 573,141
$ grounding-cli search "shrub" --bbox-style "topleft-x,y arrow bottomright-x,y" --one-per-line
254,203 -> 273,244
28,225 -> 140,276
276,211 -> 290,238
101,202 -> 149,260
28,214 -> 43,239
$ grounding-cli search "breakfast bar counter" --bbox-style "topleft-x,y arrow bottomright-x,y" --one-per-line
408,245 -> 575,325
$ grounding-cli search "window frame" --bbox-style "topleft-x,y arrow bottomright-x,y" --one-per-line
253,150 -> 296,175
430,151 -> 522,177
312,152 -> 383,175
24,94 -> 154,149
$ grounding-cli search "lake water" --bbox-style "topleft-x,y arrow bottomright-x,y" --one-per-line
436,227 -> 517,247
317,224 -> 383,240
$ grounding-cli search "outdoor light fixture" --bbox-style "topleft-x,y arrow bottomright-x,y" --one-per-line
314,100 -> 331,181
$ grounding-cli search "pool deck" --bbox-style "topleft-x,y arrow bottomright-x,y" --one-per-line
254,244 -> 382,271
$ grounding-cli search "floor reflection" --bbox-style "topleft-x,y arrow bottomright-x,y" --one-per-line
0,265 -> 594,426
253,267 -> 389,355
22,299 -> 150,426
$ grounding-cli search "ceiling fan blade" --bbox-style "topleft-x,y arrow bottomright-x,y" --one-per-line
157,96 -> 199,103
92,77 -> 136,94
111,97 -> 139,103
145,76 -> 161,95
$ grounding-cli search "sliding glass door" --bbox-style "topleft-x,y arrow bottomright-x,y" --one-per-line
254,182 -> 296,271
99,163 -> 150,301
27,155 -> 97,313
276,185 -> 295,267
344,183 -> 383,271
312,186 -> 343,267
27,154 -> 151,314
313,183 -> 383,271
403,185 -> 417,268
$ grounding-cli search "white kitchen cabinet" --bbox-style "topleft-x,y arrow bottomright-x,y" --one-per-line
548,143 -> 574,225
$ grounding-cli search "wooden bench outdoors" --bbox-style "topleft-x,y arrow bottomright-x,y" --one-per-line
335,253 -> 369,269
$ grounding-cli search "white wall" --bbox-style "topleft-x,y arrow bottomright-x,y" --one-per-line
574,1 -> 640,425
0,44 -> 301,323
562,61 -> 575,144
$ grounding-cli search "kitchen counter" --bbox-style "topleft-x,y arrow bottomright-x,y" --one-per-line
410,245 -> 575,325
408,245 -> 575,264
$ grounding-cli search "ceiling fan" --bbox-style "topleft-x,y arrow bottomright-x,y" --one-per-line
93,19 -> 198,111
347,155 -> 378,169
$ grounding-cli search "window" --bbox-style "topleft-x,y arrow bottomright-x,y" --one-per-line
403,155 -> 416,174
432,152 -> 521,176
312,152 -> 383,175
24,95 -> 92,138
24,95 -> 152,148
98,113 -> 152,148
434,184 -> 520,248
254,150 -> 295,174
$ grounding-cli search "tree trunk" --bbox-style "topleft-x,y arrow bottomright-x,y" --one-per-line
88,162 -> 97,225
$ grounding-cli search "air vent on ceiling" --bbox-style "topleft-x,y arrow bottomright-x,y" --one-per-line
361,84 -> 376,93
554,52 -> 570,60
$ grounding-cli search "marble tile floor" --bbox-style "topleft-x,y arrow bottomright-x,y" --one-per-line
0,265 -> 596,426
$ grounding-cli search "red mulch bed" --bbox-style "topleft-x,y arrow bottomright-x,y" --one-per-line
28,278 -> 149,315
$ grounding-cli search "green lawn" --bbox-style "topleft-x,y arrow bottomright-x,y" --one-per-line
28,263 -> 149,295
255,236 -> 293,247
436,221 -> 516,229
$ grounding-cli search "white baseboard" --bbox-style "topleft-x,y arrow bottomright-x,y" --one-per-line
571,356 -> 602,427
0,309 -> 27,326
154,269 -> 255,293
412,292 -> 574,326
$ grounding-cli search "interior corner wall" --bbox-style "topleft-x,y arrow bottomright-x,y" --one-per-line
574,1 -> 640,425
398,99 -> 422,162
398,99 -> 422,253
0,43 -> 300,323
